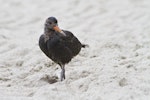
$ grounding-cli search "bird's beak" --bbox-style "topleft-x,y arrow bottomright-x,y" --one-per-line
53,26 -> 62,33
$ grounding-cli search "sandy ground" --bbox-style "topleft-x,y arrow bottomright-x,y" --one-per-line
0,0 -> 150,100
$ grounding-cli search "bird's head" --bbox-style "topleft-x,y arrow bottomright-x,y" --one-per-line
45,17 -> 62,33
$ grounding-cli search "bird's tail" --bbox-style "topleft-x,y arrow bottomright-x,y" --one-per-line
81,44 -> 89,48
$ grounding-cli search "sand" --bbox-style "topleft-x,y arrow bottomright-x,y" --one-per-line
0,0 -> 150,100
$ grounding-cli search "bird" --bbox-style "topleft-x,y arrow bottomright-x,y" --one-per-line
39,17 -> 87,81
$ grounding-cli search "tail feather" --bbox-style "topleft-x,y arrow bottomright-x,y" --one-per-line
81,44 -> 89,48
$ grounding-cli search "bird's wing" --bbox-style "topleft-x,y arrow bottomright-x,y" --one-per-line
39,34 -> 49,57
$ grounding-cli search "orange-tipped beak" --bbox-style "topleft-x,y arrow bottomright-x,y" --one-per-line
53,26 -> 62,33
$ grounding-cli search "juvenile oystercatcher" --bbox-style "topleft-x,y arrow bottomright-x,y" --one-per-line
39,17 -> 87,81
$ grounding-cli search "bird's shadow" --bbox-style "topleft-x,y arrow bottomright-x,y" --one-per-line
40,75 -> 59,84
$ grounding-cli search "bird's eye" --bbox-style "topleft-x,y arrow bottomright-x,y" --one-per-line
55,20 -> 57,23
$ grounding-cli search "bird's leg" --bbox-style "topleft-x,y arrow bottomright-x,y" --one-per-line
60,65 -> 65,81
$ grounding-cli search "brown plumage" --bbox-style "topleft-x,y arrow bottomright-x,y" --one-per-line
39,17 -> 87,81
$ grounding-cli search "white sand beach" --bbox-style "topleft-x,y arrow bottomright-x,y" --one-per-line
0,0 -> 150,100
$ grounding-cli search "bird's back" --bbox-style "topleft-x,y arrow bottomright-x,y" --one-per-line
62,30 -> 82,57
39,33 -> 74,65
39,30 -> 83,65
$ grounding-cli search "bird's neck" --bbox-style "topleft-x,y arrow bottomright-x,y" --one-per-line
44,27 -> 54,36
44,27 -> 54,42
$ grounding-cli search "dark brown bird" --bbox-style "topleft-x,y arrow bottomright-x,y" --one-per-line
39,17 -> 87,81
